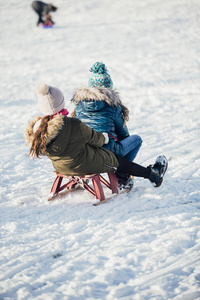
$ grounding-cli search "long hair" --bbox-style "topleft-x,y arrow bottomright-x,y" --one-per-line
120,103 -> 129,123
29,115 -> 52,158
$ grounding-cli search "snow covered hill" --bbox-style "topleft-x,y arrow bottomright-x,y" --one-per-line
0,0 -> 200,299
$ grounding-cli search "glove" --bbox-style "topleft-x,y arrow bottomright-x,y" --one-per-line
102,132 -> 109,144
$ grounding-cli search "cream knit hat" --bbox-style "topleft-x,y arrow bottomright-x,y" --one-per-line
37,83 -> 65,115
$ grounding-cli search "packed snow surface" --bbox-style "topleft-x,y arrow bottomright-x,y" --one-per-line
0,0 -> 200,299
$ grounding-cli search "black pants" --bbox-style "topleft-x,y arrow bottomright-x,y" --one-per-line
115,155 -> 151,179
36,13 -> 44,25
32,1 -> 46,25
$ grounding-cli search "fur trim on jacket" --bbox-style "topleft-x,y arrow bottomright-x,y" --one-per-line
71,87 -> 129,121
24,114 -> 64,148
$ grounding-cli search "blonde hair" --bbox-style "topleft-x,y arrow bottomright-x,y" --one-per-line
29,115 -> 52,158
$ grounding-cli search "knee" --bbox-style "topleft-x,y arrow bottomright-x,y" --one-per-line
133,134 -> 143,146
138,135 -> 143,144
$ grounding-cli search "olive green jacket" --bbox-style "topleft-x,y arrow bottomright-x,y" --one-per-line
25,115 -> 119,176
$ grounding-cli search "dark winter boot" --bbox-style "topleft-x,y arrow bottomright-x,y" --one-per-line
147,155 -> 168,187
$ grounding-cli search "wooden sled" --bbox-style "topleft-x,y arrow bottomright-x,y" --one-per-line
48,172 -> 120,204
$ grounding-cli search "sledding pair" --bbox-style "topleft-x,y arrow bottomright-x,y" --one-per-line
31,1 -> 57,27
25,62 -> 168,189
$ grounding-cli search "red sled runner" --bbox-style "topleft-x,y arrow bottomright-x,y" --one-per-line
48,172 -> 126,206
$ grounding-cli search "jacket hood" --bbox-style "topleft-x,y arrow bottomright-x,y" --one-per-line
71,87 -> 122,107
71,86 -> 129,122
24,114 -> 64,147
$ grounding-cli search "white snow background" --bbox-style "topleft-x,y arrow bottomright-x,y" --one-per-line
0,0 -> 200,299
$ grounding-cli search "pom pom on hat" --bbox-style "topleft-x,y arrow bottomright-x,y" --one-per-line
88,62 -> 113,89
37,83 -> 49,95
36,83 -> 65,115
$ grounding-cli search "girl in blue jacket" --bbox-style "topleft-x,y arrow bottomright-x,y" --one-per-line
71,62 -> 143,189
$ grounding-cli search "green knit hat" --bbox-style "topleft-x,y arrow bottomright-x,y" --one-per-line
88,62 -> 113,89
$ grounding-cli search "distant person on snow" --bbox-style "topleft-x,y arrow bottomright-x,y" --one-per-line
43,13 -> 54,27
24,83 -> 168,190
31,0 -> 57,26
71,62 -> 143,189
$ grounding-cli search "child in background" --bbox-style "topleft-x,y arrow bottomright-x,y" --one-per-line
31,1 -> 57,26
43,14 -> 54,27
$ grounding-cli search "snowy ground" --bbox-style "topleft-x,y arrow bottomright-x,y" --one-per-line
0,0 -> 200,299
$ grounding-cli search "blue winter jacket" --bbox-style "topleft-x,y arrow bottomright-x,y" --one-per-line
71,87 -> 130,156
